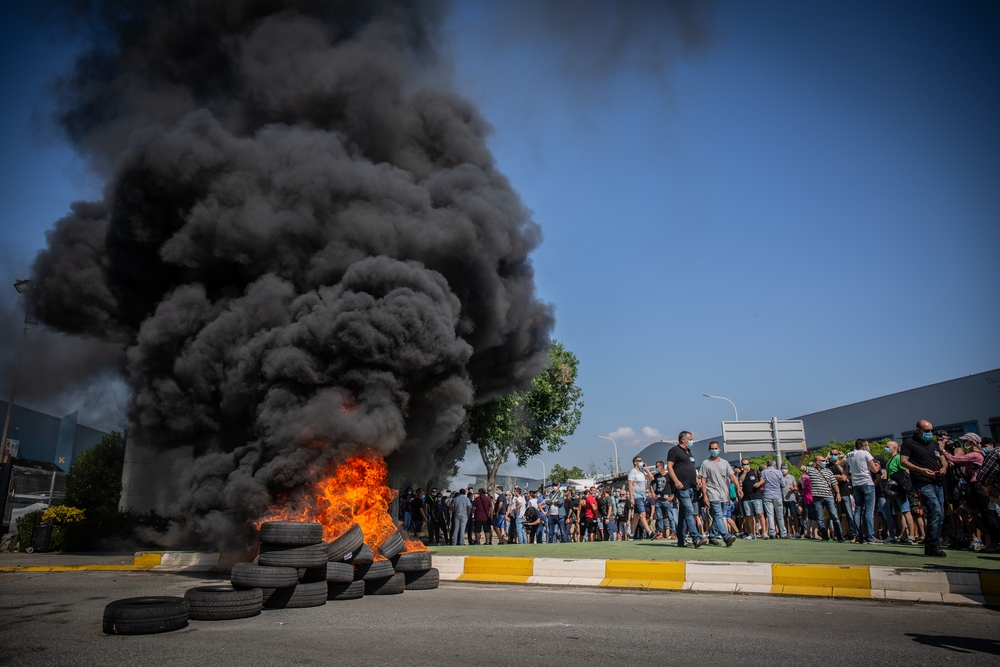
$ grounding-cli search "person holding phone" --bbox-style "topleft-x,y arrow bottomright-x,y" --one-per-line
627,455 -> 655,539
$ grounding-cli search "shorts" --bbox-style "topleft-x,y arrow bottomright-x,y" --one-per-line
742,499 -> 763,516
783,501 -> 799,516
892,495 -> 911,513
474,519 -> 491,533
584,518 -> 598,533
633,496 -> 647,514
805,504 -> 818,521
725,502 -> 734,519
492,515 -> 505,529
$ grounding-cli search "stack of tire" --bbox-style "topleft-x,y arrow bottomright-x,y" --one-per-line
232,521 -> 329,608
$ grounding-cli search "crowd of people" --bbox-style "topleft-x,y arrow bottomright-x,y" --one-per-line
398,421 -> 999,557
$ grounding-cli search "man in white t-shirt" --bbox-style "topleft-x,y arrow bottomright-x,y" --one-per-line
508,487 -> 527,544
450,489 -> 472,546
846,439 -> 881,544
627,455 -> 655,539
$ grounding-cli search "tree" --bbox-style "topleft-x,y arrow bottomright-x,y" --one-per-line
468,341 -> 584,493
549,464 -> 585,485
64,431 -> 126,514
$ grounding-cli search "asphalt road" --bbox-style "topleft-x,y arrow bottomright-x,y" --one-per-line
1,572 -> 998,666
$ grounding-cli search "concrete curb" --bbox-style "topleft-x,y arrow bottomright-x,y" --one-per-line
433,556 -> 998,606
4,552 -> 997,606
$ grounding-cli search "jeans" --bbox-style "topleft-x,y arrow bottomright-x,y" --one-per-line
655,499 -> 672,534
876,495 -> 896,538
515,517 -> 527,544
916,482 -> 944,548
814,496 -> 843,540
763,497 -> 787,537
452,514 -> 468,545
852,485 -> 876,542
676,488 -> 700,545
560,516 -> 571,543
840,493 -> 858,537
546,515 -> 561,543
709,500 -> 731,541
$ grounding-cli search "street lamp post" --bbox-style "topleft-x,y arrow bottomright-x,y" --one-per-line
1,280 -> 33,531
703,393 -> 739,421
529,457 -> 546,493
596,435 -> 619,477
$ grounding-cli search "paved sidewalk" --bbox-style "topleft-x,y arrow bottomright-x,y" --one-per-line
0,552 -> 137,568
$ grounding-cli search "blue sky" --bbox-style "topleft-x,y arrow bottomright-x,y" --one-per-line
1,2 -> 997,481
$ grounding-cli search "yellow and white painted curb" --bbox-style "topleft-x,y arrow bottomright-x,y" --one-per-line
0,551 -> 246,573
434,556 -> 1000,607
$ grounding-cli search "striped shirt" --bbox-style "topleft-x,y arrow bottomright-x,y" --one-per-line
806,467 -> 837,498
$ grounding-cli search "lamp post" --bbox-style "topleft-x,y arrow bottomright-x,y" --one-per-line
596,435 -> 619,476
1,280 -> 33,531
529,457 -> 546,493
703,393 -> 739,421
498,469 -> 513,493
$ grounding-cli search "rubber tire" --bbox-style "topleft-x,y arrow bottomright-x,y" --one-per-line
258,521 -> 323,546
355,559 -> 395,581
231,562 -> 298,589
404,568 -> 439,591
327,523 -> 364,563
325,562 -> 354,583
377,530 -> 405,560
103,597 -> 189,635
297,566 -> 327,583
184,586 -> 262,621
259,542 -> 329,568
262,581 -> 327,609
351,544 -> 374,566
365,572 -> 405,596
327,580 -> 365,601
391,552 -> 431,572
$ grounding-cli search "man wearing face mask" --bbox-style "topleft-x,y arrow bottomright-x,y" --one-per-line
901,420 -> 949,557
828,448 -> 858,540
668,431 -> 707,548
698,442 -> 740,546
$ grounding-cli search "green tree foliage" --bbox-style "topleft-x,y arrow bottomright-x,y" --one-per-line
468,341 -> 584,493
64,431 -> 126,513
548,464 -> 585,485
743,438 -> 892,481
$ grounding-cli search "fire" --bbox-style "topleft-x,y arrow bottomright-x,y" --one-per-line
257,451 -> 426,555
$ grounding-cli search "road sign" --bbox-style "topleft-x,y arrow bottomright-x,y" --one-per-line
722,419 -> 806,455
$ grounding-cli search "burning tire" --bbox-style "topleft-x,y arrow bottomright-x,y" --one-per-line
327,523 -> 364,563
351,544 -> 374,566
231,562 -> 298,589
258,521 -> 323,546
403,568 -> 439,591
102,597 -> 189,635
391,551 -> 431,572
355,559 -> 394,581
262,581 -> 327,609
259,542 -> 329,568
184,586 -> 262,621
324,562 -> 354,583
327,580 -> 365,601
364,572 -> 405,596
377,530 -> 405,560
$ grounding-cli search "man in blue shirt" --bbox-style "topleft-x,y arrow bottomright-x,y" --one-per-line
760,460 -> 788,538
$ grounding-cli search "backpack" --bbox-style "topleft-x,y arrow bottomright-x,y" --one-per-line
979,449 -> 1000,489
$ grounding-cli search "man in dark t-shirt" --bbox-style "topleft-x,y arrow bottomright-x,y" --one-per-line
493,487 -> 508,544
667,431 -> 705,548
739,462 -> 765,538
409,490 -> 426,538
901,419 -> 948,556
651,461 -> 675,538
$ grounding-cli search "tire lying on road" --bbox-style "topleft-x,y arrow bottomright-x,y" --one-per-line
377,530 -> 405,560
184,586 -> 262,621
365,572 -> 405,596
351,544 -> 374,566
262,581 -> 327,609
103,597 -> 190,635
403,568 -> 439,591
324,562 -> 354,583
327,523 -> 364,563
327,579 -> 365,601
231,562 -> 298,589
258,521 -> 323,546
354,559 -> 394,581
258,542 -> 329,568
391,551 -> 431,572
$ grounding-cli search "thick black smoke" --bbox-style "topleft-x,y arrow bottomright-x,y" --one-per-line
31,0 -> 553,547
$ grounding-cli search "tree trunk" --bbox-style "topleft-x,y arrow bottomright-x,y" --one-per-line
479,443 -> 509,494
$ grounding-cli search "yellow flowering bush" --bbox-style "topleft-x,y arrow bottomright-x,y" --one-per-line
42,506 -> 86,526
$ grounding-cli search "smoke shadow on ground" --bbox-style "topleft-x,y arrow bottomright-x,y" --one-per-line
904,634 -> 1000,656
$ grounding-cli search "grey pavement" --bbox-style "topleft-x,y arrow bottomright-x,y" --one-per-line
1,571 -> 998,666
0,552 -> 136,567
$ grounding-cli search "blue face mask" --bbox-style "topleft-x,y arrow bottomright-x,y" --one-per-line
921,432 -> 934,441
709,450 -> 719,457
829,454 -> 838,462
820,461 -> 828,468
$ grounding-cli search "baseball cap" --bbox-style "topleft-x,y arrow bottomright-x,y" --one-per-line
959,433 -> 982,445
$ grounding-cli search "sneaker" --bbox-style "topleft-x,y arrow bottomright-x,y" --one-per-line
984,544 -> 999,553
694,538 -> 708,548
743,534 -> 755,540
884,537 -> 897,543
925,546 -> 947,558
708,539 -> 723,546
681,543 -> 694,548
902,538 -> 915,545
761,535 -> 769,540
867,539 -> 883,545
725,535 -> 737,547
968,539 -> 984,552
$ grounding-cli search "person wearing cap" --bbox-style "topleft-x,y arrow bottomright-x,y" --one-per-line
944,433 -> 999,552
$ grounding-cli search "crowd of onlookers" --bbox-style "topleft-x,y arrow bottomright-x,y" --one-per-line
398,421 -> 999,557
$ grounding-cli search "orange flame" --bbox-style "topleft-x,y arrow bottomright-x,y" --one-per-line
256,451 -> 427,555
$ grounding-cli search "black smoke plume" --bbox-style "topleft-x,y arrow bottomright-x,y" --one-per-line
30,0 -> 553,548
